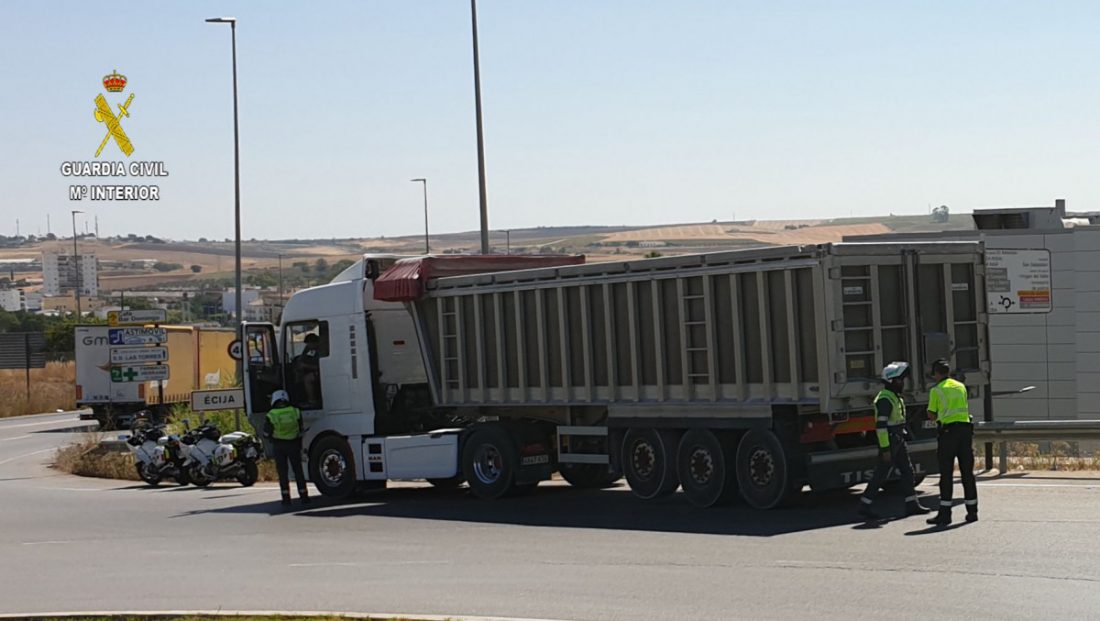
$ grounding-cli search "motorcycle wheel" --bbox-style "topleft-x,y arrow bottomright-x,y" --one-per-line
188,464 -> 213,487
237,461 -> 258,487
135,462 -> 161,486
173,465 -> 191,486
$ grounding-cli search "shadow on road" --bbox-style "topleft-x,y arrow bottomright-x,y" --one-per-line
173,483 -> 942,536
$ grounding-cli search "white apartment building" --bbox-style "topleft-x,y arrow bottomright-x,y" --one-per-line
0,289 -> 43,312
42,253 -> 98,297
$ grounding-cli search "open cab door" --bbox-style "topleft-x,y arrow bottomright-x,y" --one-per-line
241,322 -> 282,435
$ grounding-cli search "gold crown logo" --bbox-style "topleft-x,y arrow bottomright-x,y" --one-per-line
102,70 -> 127,93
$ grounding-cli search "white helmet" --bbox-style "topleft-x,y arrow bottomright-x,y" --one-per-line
882,361 -> 910,381
270,390 -> 290,406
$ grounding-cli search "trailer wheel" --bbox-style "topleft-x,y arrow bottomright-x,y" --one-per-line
677,429 -> 737,508
735,429 -> 793,510
309,435 -> 356,498
462,426 -> 518,500
558,463 -> 621,489
622,428 -> 680,500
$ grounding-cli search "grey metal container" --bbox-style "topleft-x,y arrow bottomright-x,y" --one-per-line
409,241 -> 988,419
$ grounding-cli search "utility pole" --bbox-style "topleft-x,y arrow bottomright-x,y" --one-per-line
470,0 -> 490,254
46,214 -> 51,236
411,178 -> 430,253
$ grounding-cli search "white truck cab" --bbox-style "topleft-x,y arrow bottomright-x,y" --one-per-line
242,255 -> 464,497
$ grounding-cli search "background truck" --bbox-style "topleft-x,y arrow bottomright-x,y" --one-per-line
76,325 -> 237,429
242,242 -> 990,509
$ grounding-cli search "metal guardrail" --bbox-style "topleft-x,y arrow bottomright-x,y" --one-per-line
975,420 -> 1100,473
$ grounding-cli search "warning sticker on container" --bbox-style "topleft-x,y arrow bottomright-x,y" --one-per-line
986,249 -> 1052,314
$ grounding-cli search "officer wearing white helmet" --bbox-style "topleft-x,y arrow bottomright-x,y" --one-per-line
858,361 -> 931,520
264,390 -> 309,506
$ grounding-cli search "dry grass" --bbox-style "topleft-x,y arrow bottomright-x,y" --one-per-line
0,361 -> 75,418
53,432 -> 139,480
992,441 -> 1100,471
53,429 -> 279,483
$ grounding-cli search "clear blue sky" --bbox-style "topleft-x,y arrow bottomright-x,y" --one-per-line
2,1 -> 1099,241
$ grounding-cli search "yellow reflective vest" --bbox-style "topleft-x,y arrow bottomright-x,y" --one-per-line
929,378 -> 971,425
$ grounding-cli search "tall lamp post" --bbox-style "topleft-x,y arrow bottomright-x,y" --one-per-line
470,0 -> 489,253
410,178 -> 430,253
206,16 -> 243,383
71,210 -> 83,318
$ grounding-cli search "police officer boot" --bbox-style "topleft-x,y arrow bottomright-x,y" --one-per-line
965,508 -> 978,523
857,500 -> 880,520
926,509 -> 951,526
280,490 -> 292,506
299,488 -> 311,504
905,499 -> 932,516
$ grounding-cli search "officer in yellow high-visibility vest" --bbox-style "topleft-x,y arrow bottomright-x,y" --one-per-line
858,361 -> 932,520
264,390 -> 309,506
926,359 -> 977,525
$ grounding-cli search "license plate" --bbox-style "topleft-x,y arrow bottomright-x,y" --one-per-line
923,420 -> 937,429
521,454 -> 549,466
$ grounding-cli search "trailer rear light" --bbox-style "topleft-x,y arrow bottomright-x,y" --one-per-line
75,385 -> 82,400
138,383 -> 146,399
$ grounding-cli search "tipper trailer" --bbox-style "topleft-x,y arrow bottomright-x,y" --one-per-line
242,242 -> 989,508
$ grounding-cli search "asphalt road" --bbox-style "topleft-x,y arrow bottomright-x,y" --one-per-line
2,412 -> 1100,620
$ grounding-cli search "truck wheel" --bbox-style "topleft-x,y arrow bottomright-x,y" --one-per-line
237,461 -> 258,487
309,435 -> 357,498
461,426 -> 518,500
735,429 -> 793,510
135,463 -> 161,486
621,428 -> 680,500
558,463 -> 621,489
677,429 -> 737,508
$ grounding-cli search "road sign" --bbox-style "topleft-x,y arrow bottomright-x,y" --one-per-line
986,248 -> 1053,314
228,339 -> 243,361
0,332 -> 46,370
110,364 -> 169,383
107,309 -> 167,326
191,388 -> 245,412
107,327 -> 167,346
109,346 -> 169,364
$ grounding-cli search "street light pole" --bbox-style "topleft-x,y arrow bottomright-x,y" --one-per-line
206,16 -> 243,383
505,229 -> 510,254
71,210 -> 83,318
411,178 -> 429,253
470,0 -> 490,254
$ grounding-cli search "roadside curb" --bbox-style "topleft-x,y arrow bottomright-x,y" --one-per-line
0,611 -> 572,621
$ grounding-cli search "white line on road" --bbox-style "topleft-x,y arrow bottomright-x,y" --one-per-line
0,435 -> 32,443
21,540 -> 72,546
289,560 -> 452,568
0,448 -> 56,466
978,482 -> 1100,489
0,417 -> 80,431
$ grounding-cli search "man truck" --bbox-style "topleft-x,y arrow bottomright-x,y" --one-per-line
242,242 -> 989,509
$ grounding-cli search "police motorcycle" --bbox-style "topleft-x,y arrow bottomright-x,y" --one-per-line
180,421 -> 262,487
126,414 -> 190,486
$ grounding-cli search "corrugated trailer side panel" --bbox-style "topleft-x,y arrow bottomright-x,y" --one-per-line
412,248 -> 828,410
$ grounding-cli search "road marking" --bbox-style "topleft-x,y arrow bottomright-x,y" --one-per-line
0,435 -> 33,443
0,417 -> 80,431
21,540 -> 71,546
0,448 -> 56,466
289,560 -> 451,568
978,482 -> 1100,489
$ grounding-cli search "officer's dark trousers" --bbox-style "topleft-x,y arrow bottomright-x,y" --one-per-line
861,431 -> 917,505
937,422 -> 978,514
272,438 -> 307,498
